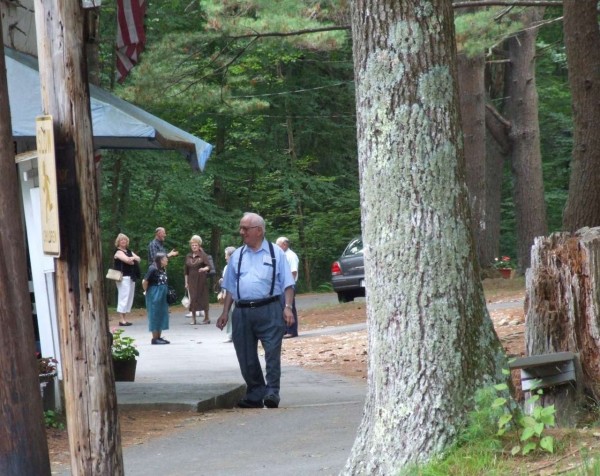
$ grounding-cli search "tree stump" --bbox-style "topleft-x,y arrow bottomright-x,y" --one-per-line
525,227 -> 600,424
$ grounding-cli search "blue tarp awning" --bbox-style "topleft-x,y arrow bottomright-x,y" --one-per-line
6,47 -> 213,170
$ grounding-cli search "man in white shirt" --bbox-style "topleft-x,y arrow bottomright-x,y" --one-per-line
276,236 -> 299,338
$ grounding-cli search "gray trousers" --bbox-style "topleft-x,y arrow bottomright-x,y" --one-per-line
232,300 -> 285,402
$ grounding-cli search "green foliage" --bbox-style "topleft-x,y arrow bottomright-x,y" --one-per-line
96,0 -> 360,295
403,386 -> 508,475
455,9 -> 523,58
490,8 -> 570,258
513,391 -> 556,455
43,410 -> 65,430
492,377 -> 556,456
536,22 -> 572,234
93,0 -> 573,295
111,329 -> 139,361
404,372 -> 559,475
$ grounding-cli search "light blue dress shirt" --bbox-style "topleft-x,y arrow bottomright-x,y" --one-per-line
222,239 -> 295,301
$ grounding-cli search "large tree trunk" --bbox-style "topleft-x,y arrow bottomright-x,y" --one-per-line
482,127 -> 509,267
504,8 -> 547,271
458,53 -> 487,267
33,0 -> 123,473
0,23 -> 51,475
526,227 -> 600,419
562,0 -> 600,231
345,1 -> 504,472
483,82 -> 511,269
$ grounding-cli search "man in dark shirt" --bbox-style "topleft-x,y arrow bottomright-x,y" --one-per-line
147,227 -> 179,263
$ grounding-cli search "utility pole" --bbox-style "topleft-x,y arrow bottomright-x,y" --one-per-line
33,1 -> 124,473
0,21 -> 52,475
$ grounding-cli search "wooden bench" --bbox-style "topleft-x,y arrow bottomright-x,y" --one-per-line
508,352 -> 576,391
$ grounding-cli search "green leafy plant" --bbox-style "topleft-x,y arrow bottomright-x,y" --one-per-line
43,410 -> 65,429
492,256 -> 517,270
493,373 -> 556,456
111,329 -> 139,361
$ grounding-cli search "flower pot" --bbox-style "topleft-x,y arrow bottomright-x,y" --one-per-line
39,372 -> 57,411
499,268 -> 512,279
113,358 -> 137,382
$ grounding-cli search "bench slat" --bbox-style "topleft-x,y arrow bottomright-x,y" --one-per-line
520,361 -> 574,379
509,352 -> 575,370
521,369 -> 576,391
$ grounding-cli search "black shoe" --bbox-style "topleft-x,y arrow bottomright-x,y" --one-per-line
151,338 -> 170,345
236,398 -> 264,409
263,394 -> 280,409
119,322 -> 132,326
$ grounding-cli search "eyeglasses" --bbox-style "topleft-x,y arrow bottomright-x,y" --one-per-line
239,226 -> 260,232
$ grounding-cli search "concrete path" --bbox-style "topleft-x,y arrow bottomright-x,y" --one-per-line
51,293 -> 523,475
122,367 -> 364,476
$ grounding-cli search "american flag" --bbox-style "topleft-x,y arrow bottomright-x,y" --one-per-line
116,0 -> 147,83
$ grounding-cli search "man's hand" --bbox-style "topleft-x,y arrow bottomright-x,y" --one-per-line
283,307 -> 294,327
168,249 -> 179,258
216,313 -> 228,330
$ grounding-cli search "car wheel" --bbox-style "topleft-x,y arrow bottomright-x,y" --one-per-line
337,292 -> 355,303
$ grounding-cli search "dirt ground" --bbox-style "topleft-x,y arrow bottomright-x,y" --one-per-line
47,279 -> 600,473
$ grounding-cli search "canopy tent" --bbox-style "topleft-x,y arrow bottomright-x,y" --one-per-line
6,47 -> 213,170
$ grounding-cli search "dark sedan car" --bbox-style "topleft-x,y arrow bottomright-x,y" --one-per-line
331,237 -> 365,303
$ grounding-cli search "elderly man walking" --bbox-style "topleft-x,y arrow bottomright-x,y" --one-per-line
217,213 -> 295,408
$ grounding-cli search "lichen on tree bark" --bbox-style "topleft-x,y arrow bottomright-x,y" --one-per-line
344,1 -> 505,473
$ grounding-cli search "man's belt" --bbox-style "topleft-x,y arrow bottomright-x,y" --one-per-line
236,295 -> 280,308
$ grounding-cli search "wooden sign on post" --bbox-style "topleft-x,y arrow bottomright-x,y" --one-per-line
36,115 -> 60,256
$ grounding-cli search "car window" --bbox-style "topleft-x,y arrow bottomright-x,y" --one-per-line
343,238 -> 363,257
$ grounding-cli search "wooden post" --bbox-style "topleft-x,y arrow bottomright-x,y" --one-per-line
0,22 -> 52,475
33,0 -> 123,473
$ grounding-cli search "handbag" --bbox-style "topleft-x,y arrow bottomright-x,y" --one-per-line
106,268 -> 123,282
166,286 -> 178,305
207,255 -> 217,277
181,290 -> 190,309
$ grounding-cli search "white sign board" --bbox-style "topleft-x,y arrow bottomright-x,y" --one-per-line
36,115 -> 61,256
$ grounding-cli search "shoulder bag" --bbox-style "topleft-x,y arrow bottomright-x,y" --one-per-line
106,268 -> 123,281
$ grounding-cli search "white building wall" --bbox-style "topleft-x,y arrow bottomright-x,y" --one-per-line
19,158 -> 62,392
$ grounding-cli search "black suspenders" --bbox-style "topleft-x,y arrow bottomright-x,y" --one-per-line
268,242 -> 276,295
236,242 -> 277,300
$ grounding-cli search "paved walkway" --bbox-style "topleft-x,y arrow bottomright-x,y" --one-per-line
51,294 -> 524,475
52,297 -> 367,475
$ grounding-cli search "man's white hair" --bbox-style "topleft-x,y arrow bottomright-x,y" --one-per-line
243,212 -> 266,231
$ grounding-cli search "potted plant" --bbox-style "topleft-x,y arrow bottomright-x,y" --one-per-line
493,256 -> 517,279
111,328 -> 139,382
37,354 -> 58,410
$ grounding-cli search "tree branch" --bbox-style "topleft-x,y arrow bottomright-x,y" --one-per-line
453,1 -> 561,8
229,25 -> 350,39
485,104 -> 511,153
224,1 -> 563,40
